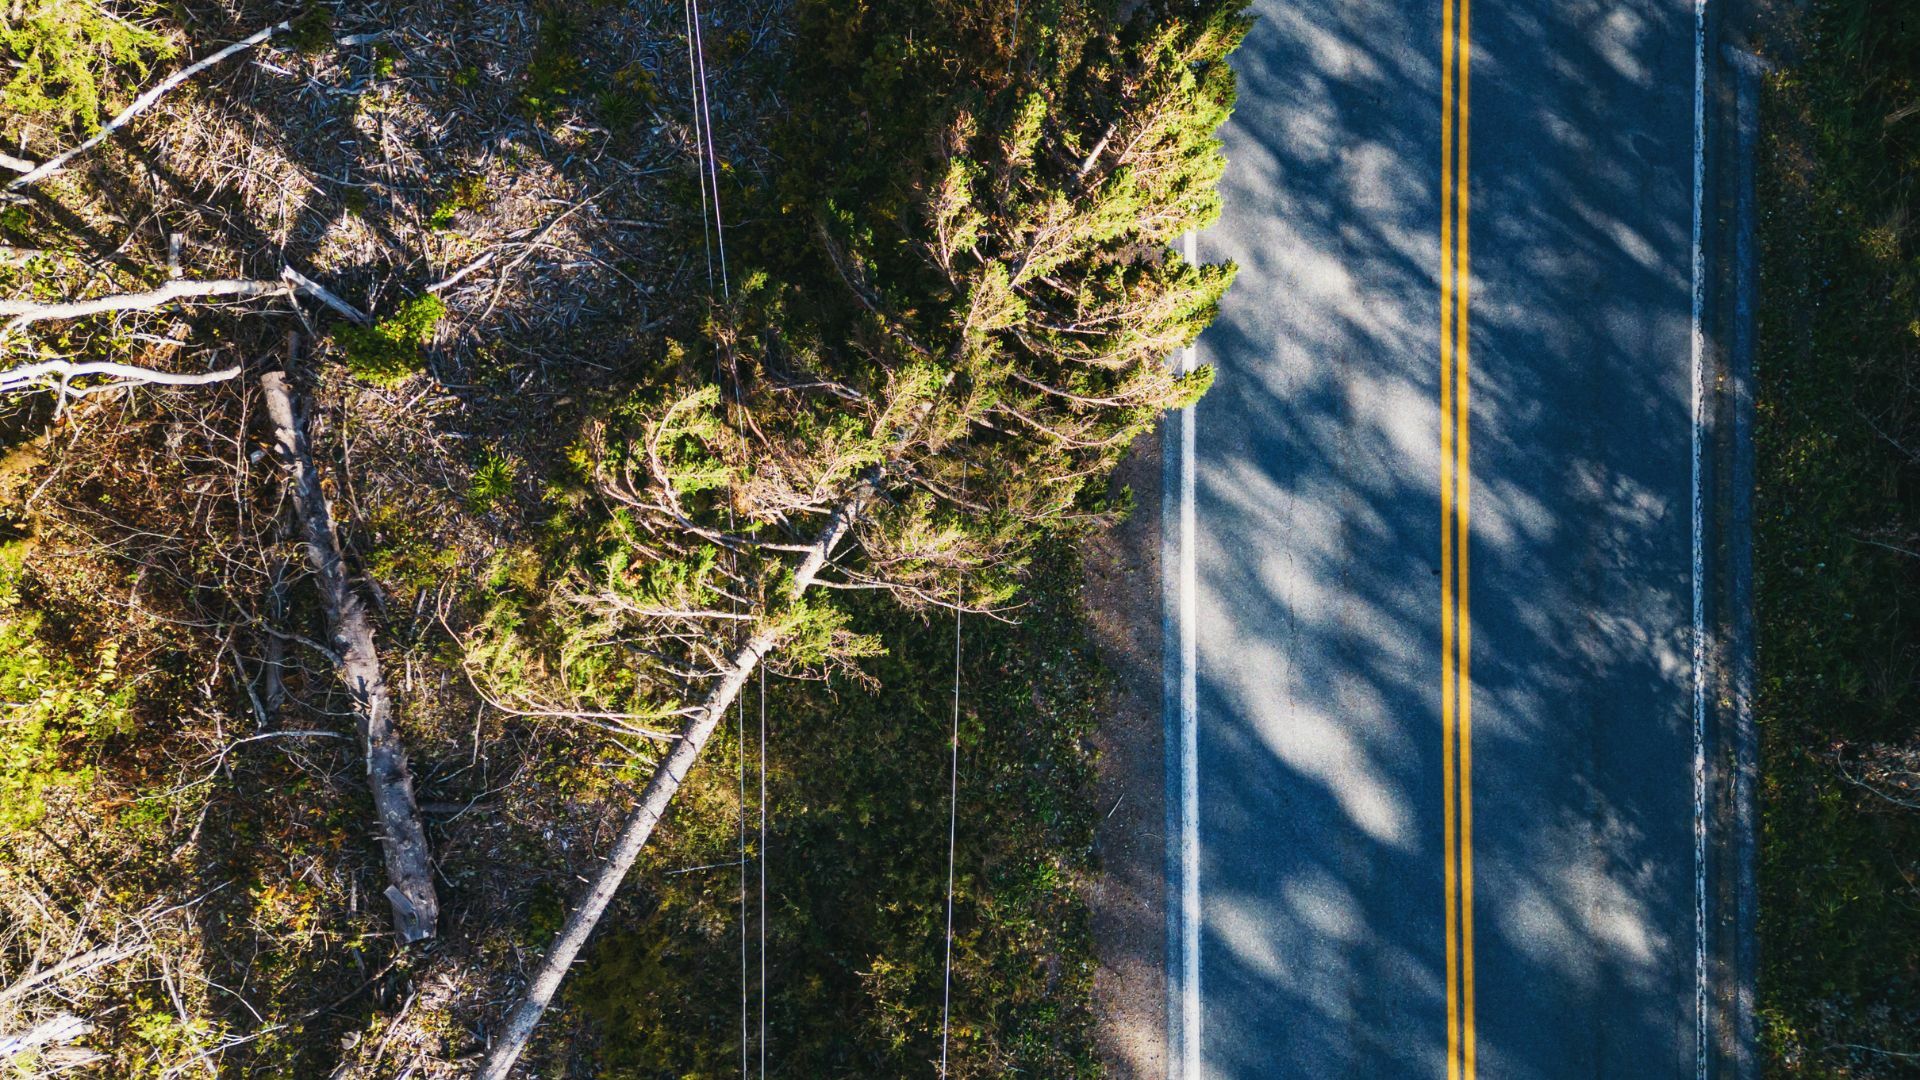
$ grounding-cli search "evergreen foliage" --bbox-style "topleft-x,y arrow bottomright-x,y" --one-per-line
1755,0 -> 1920,1067
0,0 -> 175,135
496,0 -> 1249,714
574,547 -> 1107,1076
472,6 -> 1250,1061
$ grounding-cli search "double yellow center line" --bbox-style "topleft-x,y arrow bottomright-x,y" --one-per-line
1438,0 -> 1475,1076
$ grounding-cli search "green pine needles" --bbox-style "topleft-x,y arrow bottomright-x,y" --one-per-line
0,0 -> 176,135
467,4 -> 1252,1068
488,0 -> 1248,735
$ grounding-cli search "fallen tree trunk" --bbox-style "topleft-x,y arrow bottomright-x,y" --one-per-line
262,362 -> 439,944
475,471 -> 883,1079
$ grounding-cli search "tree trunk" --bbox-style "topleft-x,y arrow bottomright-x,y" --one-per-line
475,473 -> 882,1079
262,365 -> 439,944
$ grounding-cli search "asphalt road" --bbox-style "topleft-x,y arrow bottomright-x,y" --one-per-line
1170,1 -> 1709,1076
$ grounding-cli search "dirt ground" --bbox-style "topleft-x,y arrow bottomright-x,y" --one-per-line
1082,431 -> 1168,1080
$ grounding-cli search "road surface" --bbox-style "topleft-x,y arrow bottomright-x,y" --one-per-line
1163,0 -> 1748,1076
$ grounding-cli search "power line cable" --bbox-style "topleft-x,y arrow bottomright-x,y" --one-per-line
684,5 -> 743,1068
938,463 -> 967,1077
738,611 -> 750,1080
689,0 -> 729,298
684,6 -> 745,1071
682,0 -> 713,293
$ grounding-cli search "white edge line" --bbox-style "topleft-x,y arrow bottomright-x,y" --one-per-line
1178,227 -> 1202,1080
1690,0 -> 1711,1077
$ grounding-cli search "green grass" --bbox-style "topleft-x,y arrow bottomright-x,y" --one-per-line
566,543 -> 1105,1078
0,540 -> 136,832
467,450 -> 516,511
517,3 -> 588,121
1755,0 -> 1920,1072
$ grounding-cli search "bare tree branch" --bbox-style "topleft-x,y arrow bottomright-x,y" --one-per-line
279,265 -> 371,325
0,279 -> 289,339
0,944 -> 147,1005
0,1013 -> 91,1060
0,360 -> 242,397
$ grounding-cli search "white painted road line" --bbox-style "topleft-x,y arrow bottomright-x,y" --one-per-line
1176,227 -> 1202,1080
1690,1 -> 1711,1077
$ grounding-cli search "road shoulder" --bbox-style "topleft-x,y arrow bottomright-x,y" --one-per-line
1084,435 -> 1169,1080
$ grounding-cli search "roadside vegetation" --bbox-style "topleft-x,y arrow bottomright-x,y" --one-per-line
0,0 -> 1243,1074
1756,0 -> 1920,1072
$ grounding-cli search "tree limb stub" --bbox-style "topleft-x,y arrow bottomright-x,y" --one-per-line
475,467 -> 885,1080
261,363 -> 438,944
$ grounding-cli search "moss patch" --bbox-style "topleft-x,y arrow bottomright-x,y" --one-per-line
335,294 -> 445,386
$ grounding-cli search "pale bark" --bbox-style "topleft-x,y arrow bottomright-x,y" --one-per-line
262,365 -> 439,944
0,944 -> 145,1005
0,1013 -> 91,1059
475,472 -> 885,1080
0,359 -> 241,397
0,279 -> 287,339
0,272 -> 368,343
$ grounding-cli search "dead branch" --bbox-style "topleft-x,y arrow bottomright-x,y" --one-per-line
279,265 -> 370,325
0,270 -> 367,346
0,359 -> 242,399
0,1013 -> 91,1060
5,21 -> 292,191
0,943 -> 147,1005
0,279 -> 288,339
261,358 -> 438,945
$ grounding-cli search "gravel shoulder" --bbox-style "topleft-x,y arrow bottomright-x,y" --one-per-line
1082,432 -> 1168,1080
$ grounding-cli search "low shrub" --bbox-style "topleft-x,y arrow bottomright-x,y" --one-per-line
335,294 -> 445,386
0,541 -> 136,832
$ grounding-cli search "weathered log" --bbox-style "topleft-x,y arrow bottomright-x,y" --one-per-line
261,361 -> 438,944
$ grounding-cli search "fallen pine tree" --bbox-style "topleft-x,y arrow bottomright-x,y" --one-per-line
472,0 -> 1250,1072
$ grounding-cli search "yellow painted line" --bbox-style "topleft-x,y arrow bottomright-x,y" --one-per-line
1437,0 -> 1461,1071
1439,0 -> 1475,1075
1455,0 -> 1476,1073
